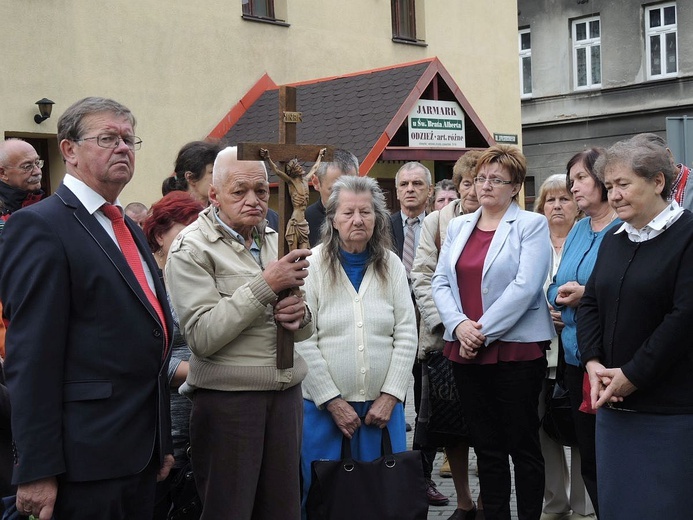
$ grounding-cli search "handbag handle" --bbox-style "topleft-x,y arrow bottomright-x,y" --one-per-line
340,426 -> 395,465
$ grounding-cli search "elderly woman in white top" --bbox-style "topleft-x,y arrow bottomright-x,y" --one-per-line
432,145 -> 555,520
296,176 -> 417,516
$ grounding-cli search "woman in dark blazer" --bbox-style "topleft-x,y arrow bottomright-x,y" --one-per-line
577,137 -> 693,519
432,145 -> 555,520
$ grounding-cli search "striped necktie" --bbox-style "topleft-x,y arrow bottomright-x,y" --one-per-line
402,217 -> 419,276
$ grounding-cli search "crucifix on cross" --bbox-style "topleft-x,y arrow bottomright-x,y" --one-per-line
237,85 -> 334,369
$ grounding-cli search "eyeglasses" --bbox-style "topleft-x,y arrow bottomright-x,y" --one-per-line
5,159 -> 44,173
76,134 -> 142,151
473,176 -> 513,187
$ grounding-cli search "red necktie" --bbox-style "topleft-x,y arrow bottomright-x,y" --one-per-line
101,204 -> 169,356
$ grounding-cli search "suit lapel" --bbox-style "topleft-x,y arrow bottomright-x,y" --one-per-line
482,203 -> 519,278
391,213 -> 405,258
55,185 -> 163,325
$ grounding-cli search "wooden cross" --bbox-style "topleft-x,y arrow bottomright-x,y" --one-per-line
237,85 -> 334,369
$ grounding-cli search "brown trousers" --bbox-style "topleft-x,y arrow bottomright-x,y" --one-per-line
190,384 -> 303,520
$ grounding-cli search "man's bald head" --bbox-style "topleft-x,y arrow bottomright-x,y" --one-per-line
212,146 -> 267,188
0,139 -> 43,192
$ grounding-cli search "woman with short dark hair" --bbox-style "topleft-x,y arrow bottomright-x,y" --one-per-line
547,147 -> 619,516
162,141 -> 221,205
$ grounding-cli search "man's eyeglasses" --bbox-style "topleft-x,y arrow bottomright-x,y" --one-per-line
473,176 -> 513,187
6,160 -> 44,173
76,134 -> 142,151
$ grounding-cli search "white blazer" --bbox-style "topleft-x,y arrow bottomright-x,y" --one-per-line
432,202 -> 556,346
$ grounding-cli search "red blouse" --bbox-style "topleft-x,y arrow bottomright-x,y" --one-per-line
443,226 -> 545,365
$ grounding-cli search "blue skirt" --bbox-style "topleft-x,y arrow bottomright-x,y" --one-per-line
300,399 -> 407,517
597,408 -> 693,520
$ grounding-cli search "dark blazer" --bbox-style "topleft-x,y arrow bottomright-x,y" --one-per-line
0,183 -> 172,485
306,200 -> 326,247
390,212 -> 405,259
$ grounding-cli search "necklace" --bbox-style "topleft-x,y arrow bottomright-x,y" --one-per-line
550,234 -> 566,252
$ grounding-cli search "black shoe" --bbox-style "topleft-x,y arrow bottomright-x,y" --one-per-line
425,479 -> 449,506
447,505 -> 477,520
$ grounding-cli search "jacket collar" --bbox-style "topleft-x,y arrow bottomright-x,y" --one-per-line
0,180 -> 43,216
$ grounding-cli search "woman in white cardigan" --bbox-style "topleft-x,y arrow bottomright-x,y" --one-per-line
296,176 -> 417,516
432,145 -> 555,520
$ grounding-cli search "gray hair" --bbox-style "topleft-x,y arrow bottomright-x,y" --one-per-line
212,146 -> 267,186
433,179 -> 456,196
315,148 -> 359,180
595,138 -> 675,201
320,176 -> 393,283
630,133 -> 667,148
57,97 -> 136,144
395,161 -> 432,186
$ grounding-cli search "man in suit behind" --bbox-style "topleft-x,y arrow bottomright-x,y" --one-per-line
0,97 -> 174,520
388,162 -> 449,506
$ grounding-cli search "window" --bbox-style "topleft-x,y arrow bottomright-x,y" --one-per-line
572,16 -> 601,90
392,0 -> 416,41
519,29 -> 532,98
646,2 -> 678,79
242,0 -> 274,19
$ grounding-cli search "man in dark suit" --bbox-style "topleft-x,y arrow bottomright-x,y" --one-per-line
389,161 -> 449,507
0,97 -> 173,520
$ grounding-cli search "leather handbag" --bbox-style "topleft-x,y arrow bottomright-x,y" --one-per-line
306,428 -> 429,520
167,446 -> 201,520
426,351 -> 468,439
541,338 -> 578,446
541,378 -> 578,446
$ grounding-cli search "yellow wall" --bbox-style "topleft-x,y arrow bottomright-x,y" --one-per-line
0,0 -> 520,206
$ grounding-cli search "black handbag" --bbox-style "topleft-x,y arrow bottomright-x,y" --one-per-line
426,351 -> 468,439
306,428 -> 429,520
541,339 -> 578,447
167,448 -> 202,520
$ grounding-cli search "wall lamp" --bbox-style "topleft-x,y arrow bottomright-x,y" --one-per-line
34,98 -> 55,124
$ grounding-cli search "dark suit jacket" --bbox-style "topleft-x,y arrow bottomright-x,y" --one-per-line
390,212 -> 406,259
0,183 -> 173,485
306,200 -> 326,247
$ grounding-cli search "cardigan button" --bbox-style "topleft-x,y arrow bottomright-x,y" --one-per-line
153,329 -> 162,338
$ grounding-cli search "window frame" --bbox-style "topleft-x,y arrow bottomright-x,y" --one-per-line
391,0 -> 417,42
242,0 -> 281,23
645,2 -> 678,80
572,15 -> 602,91
519,28 -> 532,99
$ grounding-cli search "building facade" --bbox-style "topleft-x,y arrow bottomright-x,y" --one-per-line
1,0 -> 520,205
519,0 -> 693,195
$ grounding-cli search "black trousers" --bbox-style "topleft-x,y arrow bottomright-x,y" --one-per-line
564,363 -> 599,517
453,358 -> 546,520
412,358 -> 439,479
54,459 -> 158,520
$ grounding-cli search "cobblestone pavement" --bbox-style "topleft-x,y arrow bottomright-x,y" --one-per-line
404,382 -> 520,520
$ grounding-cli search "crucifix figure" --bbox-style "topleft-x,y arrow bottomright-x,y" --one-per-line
237,86 -> 333,369
261,147 -> 326,251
